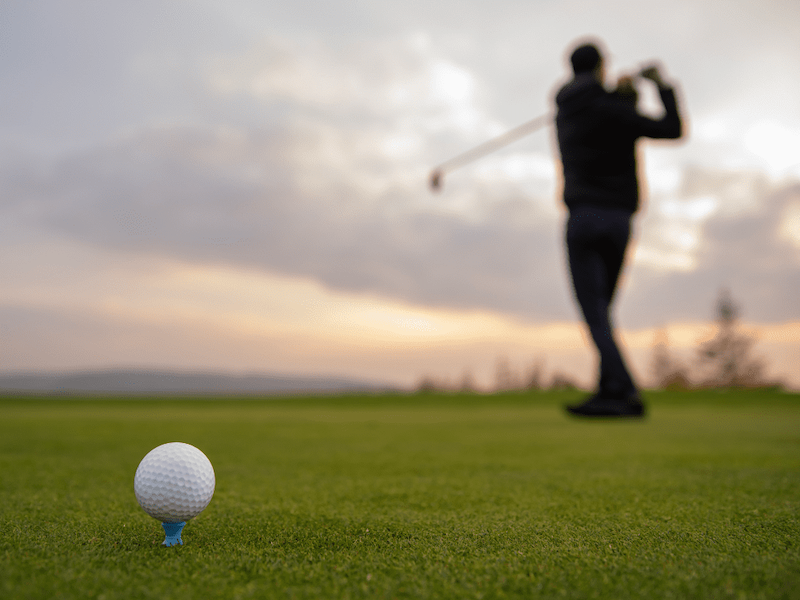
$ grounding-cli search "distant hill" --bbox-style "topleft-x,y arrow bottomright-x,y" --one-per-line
0,369 -> 398,395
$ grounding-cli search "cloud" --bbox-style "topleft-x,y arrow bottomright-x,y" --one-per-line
2,0 -> 800,342
5,121 -> 567,314
5,118 -> 798,332
205,30 -> 507,154
624,170 -> 800,326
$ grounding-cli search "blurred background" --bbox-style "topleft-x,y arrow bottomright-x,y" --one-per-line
1,0 -> 798,391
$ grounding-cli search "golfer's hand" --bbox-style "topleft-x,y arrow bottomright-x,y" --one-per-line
616,76 -> 636,94
639,64 -> 668,88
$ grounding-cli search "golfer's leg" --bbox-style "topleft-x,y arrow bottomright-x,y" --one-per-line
597,213 -> 637,396
594,323 -> 636,397
567,213 -> 636,398
601,213 -> 632,305
598,213 -> 638,397
566,214 -> 611,394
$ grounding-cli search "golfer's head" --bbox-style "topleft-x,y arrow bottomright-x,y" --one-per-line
570,43 -> 603,78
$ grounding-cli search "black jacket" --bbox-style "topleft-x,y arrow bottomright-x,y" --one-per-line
555,74 -> 683,213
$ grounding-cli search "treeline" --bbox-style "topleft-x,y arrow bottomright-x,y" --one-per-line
650,288 -> 780,390
416,357 -> 581,394
417,289 -> 784,393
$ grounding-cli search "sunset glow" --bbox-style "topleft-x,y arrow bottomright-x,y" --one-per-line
1,0 -> 798,390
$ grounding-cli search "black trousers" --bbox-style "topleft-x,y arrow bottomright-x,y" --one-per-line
566,207 -> 638,398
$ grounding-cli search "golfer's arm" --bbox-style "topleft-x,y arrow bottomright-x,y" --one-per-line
641,86 -> 683,140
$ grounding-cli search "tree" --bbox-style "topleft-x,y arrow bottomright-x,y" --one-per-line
416,374 -> 439,393
459,369 -> 477,393
696,288 -> 766,388
494,356 -> 520,392
650,329 -> 691,390
549,371 -> 580,391
525,358 -> 546,391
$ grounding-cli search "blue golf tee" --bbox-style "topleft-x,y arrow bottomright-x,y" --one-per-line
161,521 -> 186,546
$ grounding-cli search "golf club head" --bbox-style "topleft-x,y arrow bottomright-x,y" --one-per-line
429,169 -> 443,192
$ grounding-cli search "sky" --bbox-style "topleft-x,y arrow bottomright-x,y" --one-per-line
1,0 -> 799,389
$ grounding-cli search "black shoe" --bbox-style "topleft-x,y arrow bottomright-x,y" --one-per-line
565,394 -> 645,418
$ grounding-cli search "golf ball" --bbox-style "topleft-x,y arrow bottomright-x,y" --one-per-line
134,442 -> 215,523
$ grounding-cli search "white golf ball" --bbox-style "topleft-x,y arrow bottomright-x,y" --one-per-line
134,442 -> 215,523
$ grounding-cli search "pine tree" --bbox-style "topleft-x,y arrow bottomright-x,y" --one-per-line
651,329 -> 691,390
696,289 -> 765,388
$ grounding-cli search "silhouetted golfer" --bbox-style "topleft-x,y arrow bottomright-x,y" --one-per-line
555,41 -> 684,417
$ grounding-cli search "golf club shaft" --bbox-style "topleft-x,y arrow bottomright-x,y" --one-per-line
429,65 -> 659,191
433,113 -> 551,175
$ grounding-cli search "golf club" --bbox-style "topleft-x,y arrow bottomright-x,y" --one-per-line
429,113 -> 551,192
428,65 -> 661,192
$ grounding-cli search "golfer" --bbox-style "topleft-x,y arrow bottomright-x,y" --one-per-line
555,41 -> 684,417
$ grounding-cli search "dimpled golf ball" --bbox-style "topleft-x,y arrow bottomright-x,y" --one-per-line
134,442 -> 215,523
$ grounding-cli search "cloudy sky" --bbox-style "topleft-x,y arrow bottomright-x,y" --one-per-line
2,0 -> 799,389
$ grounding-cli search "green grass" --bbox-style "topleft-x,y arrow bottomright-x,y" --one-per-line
1,389 -> 799,599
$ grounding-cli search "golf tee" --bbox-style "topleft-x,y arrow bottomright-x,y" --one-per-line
161,521 -> 186,547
